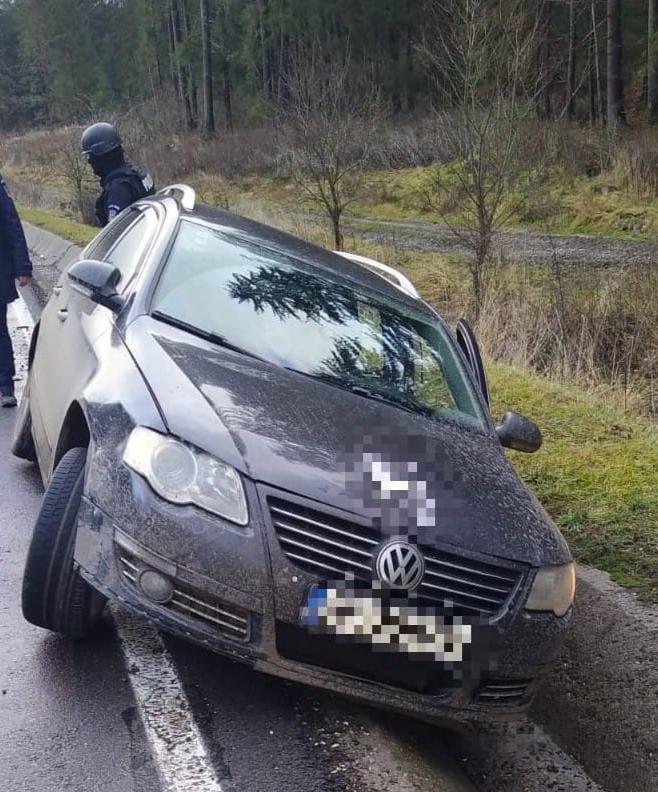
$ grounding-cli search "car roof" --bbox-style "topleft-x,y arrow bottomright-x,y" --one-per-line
175,201 -> 438,319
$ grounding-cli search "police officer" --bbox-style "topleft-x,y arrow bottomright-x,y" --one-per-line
81,122 -> 156,227
0,173 -> 32,407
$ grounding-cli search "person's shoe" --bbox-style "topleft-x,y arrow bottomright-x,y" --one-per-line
1,389 -> 17,408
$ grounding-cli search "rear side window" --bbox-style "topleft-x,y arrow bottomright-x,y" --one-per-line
84,210 -> 137,261
103,209 -> 159,289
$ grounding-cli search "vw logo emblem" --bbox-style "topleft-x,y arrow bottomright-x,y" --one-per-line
375,541 -> 425,591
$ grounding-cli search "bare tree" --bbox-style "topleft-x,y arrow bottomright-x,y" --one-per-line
420,0 -> 542,318
278,48 -> 382,249
55,130 -> 96,224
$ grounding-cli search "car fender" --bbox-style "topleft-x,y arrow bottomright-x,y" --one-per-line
56,324 -> 167,506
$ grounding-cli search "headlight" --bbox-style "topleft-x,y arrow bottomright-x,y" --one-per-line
525,562 -> 575,617
123,427 -> 248,525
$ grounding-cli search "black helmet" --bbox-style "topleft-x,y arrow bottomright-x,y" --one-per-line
81,122 -> 122,157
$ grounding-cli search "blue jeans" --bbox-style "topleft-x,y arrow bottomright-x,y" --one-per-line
0,302 -> 15,392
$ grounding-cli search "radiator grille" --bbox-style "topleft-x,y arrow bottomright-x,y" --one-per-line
269,497 -> 522,618
118,548 -> 250,641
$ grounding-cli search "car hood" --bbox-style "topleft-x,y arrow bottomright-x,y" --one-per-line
126,317 -> 570,566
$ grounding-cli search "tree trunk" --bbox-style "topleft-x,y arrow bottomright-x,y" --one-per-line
589,20 -> 598,123
200,0 -> 215,136
649,0 -> 658,123
256,0 -> 269,96
607,0 -> 625,128
331,211 -> 344,250
148,0 -> 164,88
167,5 -> 178,92
389,24 -> 402,114
592,0 -> 604,123
180,0 -> 198,124
406,23 -> 415,112
566,0 -> 577,120
171,0 -> 195,130
223,61 -> 234,133
217,1 -> 234,132
537,0 -> 554,120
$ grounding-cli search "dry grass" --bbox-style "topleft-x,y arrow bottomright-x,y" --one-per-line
4,121 -> 658,419
474,264 -> 658,417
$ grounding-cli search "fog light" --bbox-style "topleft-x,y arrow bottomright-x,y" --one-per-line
138,568 -> 174,604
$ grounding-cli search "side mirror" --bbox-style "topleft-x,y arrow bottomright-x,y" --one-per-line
496,411 -> 542,453
68,259 -> 123,311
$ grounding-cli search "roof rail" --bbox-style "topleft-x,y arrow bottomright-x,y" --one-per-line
334,251 -> 420,300
157,183 -> 196,211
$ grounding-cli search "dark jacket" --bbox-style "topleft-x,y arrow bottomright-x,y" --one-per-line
0,174 -> 32,304
96,164 -> 155,227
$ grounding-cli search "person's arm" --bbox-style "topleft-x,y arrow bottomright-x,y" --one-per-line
0,177 -> 32,282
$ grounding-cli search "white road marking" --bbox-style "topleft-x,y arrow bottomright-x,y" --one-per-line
113,609 -> 223,792
8,293 -> 223,792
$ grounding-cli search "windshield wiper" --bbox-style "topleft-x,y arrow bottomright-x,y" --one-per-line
285,369 -> 432,417
360,388 -> 434,417
152,311 -> 268,362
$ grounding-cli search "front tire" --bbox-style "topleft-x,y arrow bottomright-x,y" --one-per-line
22,447 -> 107,637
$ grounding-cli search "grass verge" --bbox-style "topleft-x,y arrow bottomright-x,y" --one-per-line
18,204 -> 97,247
490,363 -> 657,598
17,201 -> 658,598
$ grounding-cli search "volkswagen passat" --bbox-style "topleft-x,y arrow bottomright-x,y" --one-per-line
14,185 -> 574,725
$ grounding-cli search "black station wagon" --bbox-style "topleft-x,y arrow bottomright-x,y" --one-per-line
14,184 -> 574,724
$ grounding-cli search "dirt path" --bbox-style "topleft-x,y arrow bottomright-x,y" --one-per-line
342,215 -> 657,266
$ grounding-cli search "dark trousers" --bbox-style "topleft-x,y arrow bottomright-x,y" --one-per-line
0,301 -> 15,391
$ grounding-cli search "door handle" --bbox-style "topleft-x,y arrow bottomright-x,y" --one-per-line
57,308 -> 68,322
53,286 -> 63,297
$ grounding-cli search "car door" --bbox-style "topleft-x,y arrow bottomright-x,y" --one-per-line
33,208 -> 159,468
30,212 -> 138,464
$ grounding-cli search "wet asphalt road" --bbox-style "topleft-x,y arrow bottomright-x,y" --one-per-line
0,408 -> 159,792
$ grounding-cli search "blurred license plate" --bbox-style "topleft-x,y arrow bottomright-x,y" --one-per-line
301,585 -> 471,662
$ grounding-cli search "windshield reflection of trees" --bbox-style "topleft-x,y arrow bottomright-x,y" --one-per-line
228,264 -> 424,395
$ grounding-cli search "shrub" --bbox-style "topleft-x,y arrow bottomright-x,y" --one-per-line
613,132 -> 658,198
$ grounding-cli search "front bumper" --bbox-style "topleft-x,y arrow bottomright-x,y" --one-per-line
75,463 -> 572,725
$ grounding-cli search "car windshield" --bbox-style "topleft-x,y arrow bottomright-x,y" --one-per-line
150,220 -> 487,430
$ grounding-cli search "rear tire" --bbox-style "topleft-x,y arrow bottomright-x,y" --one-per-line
22,447 -> 107,637
11,377 -> 37,462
